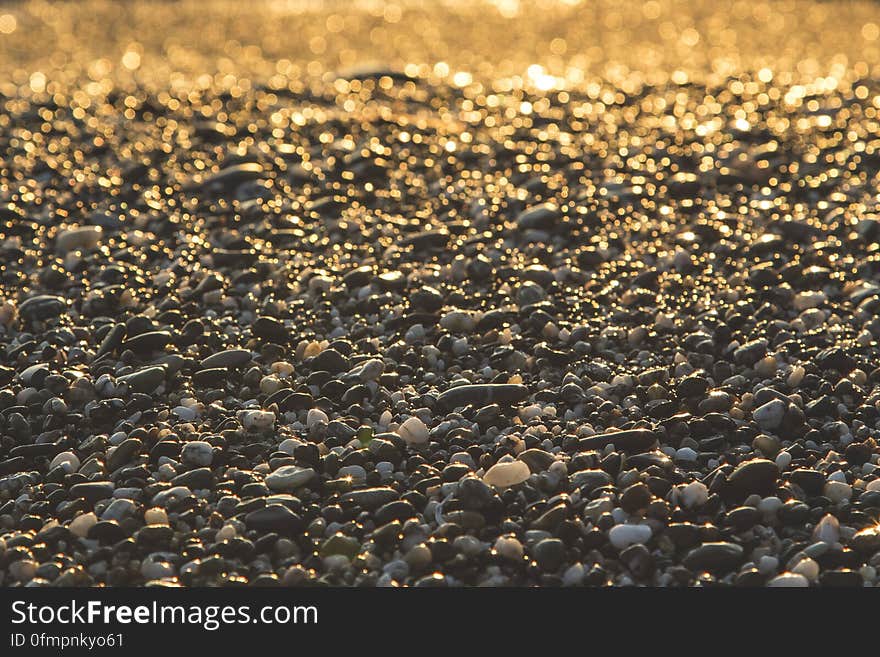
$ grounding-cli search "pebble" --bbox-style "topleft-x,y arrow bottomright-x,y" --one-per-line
813,514 -> 840,543
727,459 -> 779,498
70,481 -> 115,503
494,536 -> 524,561
679,481 -> 709,509
343,488 -> 398,510
851,526 -> 880,553
682,542 -> 744,573
144,508 -> 168,525
533,538 -> 566,571
69,512 -> 98,538
516,202 -> 560,230
436,384 -> 529,411
56,225 -> 102,252
101,498 -> 137,522
245,504 -> 302,533
307,408 -> 329,429
141,557 -> 175,580
397,416 -> 429,445
440,310 -> 476,333
482,461 -> 531,488
793,291 -> 826,311
768,572 -> 810,587
266,466 -> 316,491
310,348 -> 350,374
354,358 -> 384,381
239,409 -> 275,431
2,3 -> 878,589
181,441 -> 213,467
200,349 -> 252,369
49,451 -> 80,473
824,481 -> 852,504
791,557 -> 820,581
752,399 -> 786,431
117,366 -> 165,394
608,524 -> 652,550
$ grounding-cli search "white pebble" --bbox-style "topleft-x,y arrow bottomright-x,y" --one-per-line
173,405 -> 198,422
397,416 -> 429,445
278,438 -> 304,455
483,461 -> 530,488
775,451 -> 792,470
824,480 -> 852,504
307,408 -> 329,429
679,481 -> 708,509
238,409 -> 275,431
608,523 -> 652,550
266,465 -> 316,491
49,451 -> 80,473
519,405 -> 543,421
812,513 -> 840,543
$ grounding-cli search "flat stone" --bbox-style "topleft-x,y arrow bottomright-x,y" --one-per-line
517,449 -> 556,473
483,460 -> 530,488
342,487 -> 398,510
19,295 -> 66,321
436,384 -> 529,411
608,524 -> 652,549
683,542 -> 744,573
122,330 -> 171,354
265,465 -> 315,491
70,481 -> 115,504
117,366 -> 165,394
578,429 -> 657,454
244,504 -> 302,533
200,349 -> 252,369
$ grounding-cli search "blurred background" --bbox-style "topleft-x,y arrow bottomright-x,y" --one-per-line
0,0 -> 878,91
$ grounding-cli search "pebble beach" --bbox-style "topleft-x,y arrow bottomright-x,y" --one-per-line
1,0 -> 880,587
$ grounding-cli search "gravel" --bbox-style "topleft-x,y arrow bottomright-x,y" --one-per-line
0,0 -> 879,588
